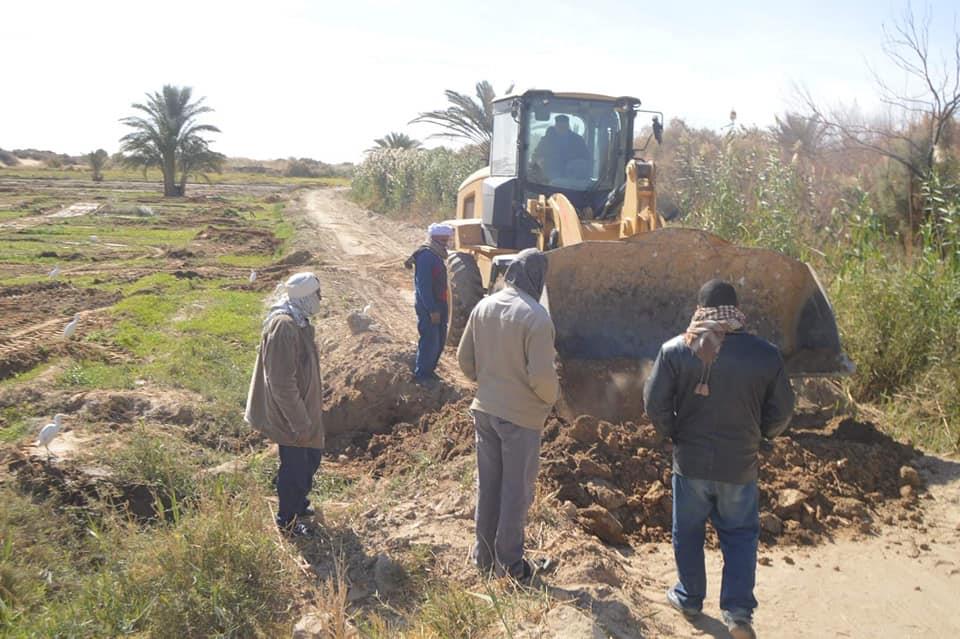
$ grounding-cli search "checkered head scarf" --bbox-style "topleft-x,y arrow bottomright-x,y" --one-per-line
683,280 -> 746,396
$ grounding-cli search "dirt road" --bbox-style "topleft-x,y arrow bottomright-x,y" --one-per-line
293,189 -> 960,638
635,453 -> 960,638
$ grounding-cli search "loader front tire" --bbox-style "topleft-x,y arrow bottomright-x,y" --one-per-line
446,252 -> 484,347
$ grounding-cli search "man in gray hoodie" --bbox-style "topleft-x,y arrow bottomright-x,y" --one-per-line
457,248 -> 560,580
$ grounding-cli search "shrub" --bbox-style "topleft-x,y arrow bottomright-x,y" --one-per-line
351,147 -> 485,218
829,175 -> 960,451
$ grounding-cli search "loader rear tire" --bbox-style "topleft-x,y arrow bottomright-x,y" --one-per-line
446,252 -> 484,347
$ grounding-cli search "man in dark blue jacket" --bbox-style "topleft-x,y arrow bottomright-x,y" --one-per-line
405,223 -> 453,381
643,279 -> 795,639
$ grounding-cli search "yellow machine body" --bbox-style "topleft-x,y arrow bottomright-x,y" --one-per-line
443,90 -> 851,421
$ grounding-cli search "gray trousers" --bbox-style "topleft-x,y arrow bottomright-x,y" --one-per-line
472,410 -> 541,578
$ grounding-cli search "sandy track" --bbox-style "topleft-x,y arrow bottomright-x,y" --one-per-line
298,189 -> 470,385
635,453 -> 960,638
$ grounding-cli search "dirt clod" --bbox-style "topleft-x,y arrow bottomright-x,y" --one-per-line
900,465 -> 923,488
760,512 -> 784,535
578,504 -> 627,545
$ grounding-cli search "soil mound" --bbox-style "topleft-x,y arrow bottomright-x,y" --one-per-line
194,225 -> 280,255
540,415 -> 924,546
356,399 -> 476,476
322,334 -> 464,443
4,448 -> 159,520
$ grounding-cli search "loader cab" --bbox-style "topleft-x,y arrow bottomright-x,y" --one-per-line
489,91 -> 640,216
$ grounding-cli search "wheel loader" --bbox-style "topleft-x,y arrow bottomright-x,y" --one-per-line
442,89 -> 853,421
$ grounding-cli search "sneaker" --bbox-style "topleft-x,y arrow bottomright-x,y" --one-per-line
299,506 -> 316,518
727,621 -> 757,639
666,588 -> 701,620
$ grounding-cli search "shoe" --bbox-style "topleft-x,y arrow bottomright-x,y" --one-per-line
413,375 -> 438,387
299,506 -> 315,518
516,559 -> 535,584
277,517 -> 312,538
515,557 -> 553,584
666,588 -> 701,620
727,621 -> 756,639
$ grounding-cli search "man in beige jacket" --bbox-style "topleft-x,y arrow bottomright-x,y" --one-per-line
457,248 -> 559,580
245,272 -> 325,537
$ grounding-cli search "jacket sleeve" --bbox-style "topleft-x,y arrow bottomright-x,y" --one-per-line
414,251 -> 438,313
262,321 -> 311,434
456,307 -> 478,381
643,345 -> 678,440
760,357 -> 795,439
526,314 -> 560,406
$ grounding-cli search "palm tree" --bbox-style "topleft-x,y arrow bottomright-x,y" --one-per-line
118,85 -> 223,196
368,132 -> 422,151
773,112 -> 828,162
411,81 -> 513,159
86,149 -> 109,182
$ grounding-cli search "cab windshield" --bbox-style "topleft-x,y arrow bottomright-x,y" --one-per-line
524,98 -> 629,193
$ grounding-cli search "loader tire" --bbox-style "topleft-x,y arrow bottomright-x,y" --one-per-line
446,252 -> 484,347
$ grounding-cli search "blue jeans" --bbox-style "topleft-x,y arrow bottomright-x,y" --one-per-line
414,306 -> 447,378
671,473 -> 759,622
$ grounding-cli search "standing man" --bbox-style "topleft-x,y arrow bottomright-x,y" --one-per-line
457,248 -> 559,581
405,223 -> 453,382
643,279 -> 794,639
245,272 -> 326,537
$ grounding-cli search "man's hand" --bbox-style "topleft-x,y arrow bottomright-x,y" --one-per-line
430,311 -> 442,325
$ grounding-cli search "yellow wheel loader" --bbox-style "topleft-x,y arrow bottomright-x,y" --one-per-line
443,90 -> 853,421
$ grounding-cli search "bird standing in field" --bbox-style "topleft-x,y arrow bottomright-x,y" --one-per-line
37,414 -> 64,459
63,313 -> 79,339
249,270 -> 258,283
48,264 -> 60,278
89,235 -> 99,243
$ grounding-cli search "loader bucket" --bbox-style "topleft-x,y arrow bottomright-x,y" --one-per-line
544,228 -> 854,422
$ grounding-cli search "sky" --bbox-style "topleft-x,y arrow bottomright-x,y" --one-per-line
1,0 -> 957,163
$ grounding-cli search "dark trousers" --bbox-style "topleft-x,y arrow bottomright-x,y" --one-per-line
671,473 -> 760,622
276,445 -> 323,523
414,306 -> 447,378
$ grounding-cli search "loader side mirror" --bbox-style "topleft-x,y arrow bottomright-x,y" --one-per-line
652,116 -> 663,145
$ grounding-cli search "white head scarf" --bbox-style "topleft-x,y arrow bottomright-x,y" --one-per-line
428,223 -> 454,238
265,272 -> 322,328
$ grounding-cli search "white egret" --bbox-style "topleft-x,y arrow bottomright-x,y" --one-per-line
37,414 -> 64,458
249,270 -> 257,283
63,313 -> 79,339
48,265 -> 60,278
